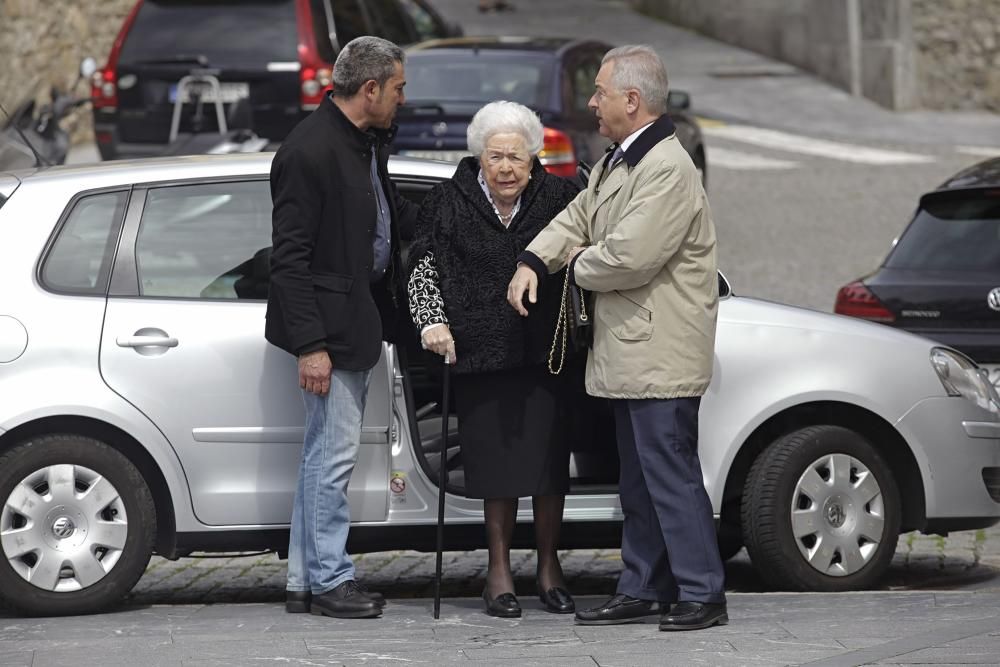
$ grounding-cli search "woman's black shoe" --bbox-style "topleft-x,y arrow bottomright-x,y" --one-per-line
483,589 -> 522,618
538,586 -> 575,614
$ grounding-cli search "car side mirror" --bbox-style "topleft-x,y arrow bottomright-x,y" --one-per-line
667,90 -> 690,110
79,57 -> 98,80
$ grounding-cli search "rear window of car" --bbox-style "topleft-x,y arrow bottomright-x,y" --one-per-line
885,191 -> 1000,272
405,52 -> 554,108
119,0 -> 299,68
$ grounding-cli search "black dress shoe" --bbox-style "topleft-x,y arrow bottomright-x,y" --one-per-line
659,601 -> 728,631
310,581 -> 382,619
286,590 -> 311,613
538,586 -> 575,614
574,594 -> 660,625
356,582 -> 386,608
287,586 -> 384,613
483,589 -> 522,618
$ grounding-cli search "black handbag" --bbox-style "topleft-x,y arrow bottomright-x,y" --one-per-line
548,269 -> 593,374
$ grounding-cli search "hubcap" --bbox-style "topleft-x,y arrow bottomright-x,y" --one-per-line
790,453 -> 885,577
1,464 -> 128,592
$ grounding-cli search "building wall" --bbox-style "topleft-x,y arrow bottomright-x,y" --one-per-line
912,0 -> 1000,112
1,0 -> 134,142
634,0 -> 999,112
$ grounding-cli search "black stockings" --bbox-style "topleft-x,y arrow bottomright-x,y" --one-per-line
483,494 -> 566,597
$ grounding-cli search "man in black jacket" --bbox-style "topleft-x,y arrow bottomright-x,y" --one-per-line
266,36 -> 416,620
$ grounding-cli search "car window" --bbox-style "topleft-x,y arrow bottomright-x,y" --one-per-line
322,0 -> 368,56
118,0 -> 299,68
398,0 -> 447,41
405,53 -> 553,108
885,192 -> 1000,272
569,55 -> 601,115
365,0 -> 418,45
41,191 -> 128,295
135,181 -> 272,300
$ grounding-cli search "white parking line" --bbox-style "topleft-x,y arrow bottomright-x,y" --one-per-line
957,145 -> 1000,157
707,146 -> 799,171
703,125 -> 934,165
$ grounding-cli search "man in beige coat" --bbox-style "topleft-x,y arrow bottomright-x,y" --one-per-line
507,45 -> 727,631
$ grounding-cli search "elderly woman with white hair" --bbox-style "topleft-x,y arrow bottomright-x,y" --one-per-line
407,101 -> 582,618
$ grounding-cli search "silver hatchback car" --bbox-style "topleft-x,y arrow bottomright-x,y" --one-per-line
1,154 -> 999,617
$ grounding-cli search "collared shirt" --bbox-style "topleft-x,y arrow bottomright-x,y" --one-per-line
369,149 -> 391,280
618,121 -> 655,156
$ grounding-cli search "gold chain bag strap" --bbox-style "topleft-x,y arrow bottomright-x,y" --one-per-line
548,269 -> 591,375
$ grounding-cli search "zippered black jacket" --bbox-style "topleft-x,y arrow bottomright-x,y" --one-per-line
266,95 -> 417,370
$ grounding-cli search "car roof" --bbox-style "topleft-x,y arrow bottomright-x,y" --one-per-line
407,36 -> 610,56
935,156 -> 1000,191
5,153 -> 456,190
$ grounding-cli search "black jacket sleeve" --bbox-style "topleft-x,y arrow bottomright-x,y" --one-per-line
269,148 -> 329,354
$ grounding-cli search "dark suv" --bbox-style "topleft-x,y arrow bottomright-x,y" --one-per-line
91,0 -> 459,160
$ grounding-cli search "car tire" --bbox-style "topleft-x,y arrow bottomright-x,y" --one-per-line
741,425 -> 901,591
0,434 -> 156,616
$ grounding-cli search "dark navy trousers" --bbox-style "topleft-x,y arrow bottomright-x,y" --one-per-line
613,397 -> 726,604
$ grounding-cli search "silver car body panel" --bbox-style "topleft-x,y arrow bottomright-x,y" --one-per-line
0,154 -> 997,537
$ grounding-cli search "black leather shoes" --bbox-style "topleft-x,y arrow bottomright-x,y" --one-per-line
538,586 -> 575,614
574,594 -> 660,625
285,590 -> 311,613
286,584 -> 385,614
659,601 -> 728,631
310,580 -> 382,619
483,589 -> 522,618
356,582 -> 387,608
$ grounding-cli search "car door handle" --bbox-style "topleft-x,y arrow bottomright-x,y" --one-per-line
116,334 -> 179,348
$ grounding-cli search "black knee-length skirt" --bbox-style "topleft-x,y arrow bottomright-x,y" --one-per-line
454,365 -> 570,499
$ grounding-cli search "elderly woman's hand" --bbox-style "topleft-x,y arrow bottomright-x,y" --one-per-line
421,324 -> 457,364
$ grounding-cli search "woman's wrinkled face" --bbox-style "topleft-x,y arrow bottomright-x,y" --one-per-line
479,132 -> 532,204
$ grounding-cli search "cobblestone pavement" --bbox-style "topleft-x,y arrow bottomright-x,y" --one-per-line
124,524 -> 1000,607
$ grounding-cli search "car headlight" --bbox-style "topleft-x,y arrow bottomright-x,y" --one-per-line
931,348 -> 1000,413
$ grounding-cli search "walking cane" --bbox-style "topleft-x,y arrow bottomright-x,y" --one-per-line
433,354 -> 451,619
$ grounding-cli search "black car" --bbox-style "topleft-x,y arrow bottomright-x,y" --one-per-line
90,0 -> 460,160
835,157 -> 1000,389
393,37 -> 707,181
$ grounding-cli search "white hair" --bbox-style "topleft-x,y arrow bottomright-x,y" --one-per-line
466,101 -> 544,156
602,45 -> 670,115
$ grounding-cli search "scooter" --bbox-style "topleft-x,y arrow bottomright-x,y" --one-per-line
0,58 -> 98,170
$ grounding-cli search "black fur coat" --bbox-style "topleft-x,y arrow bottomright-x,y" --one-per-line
407,156 -> 581,374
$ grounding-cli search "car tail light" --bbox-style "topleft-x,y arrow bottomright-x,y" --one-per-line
834,281 -> 896,323
538,127 -> 577,177
92,0 -> 143,110
296,0 -> 332,110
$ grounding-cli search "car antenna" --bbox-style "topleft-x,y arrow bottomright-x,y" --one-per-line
0,101 -> 52,167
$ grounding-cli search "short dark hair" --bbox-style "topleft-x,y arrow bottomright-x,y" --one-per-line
332,36 -> 404,98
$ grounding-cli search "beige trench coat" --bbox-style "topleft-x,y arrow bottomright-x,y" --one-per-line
524,121 -> 718,399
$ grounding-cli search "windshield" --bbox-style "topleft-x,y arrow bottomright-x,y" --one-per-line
885,191 -> 1000,272
119,0 -> 299,68
404,52 -> 554,108
0,175 -> 21,210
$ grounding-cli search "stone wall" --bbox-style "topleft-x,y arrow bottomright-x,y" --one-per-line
912,0 -> 1000,112
634,0 -> 1000,112
0,0 -> 133,142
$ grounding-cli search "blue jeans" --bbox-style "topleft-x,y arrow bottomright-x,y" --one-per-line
286,367 -> 372,594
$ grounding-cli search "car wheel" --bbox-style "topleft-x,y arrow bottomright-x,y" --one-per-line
0,435 -> 155,616
741,425 -> 901,591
